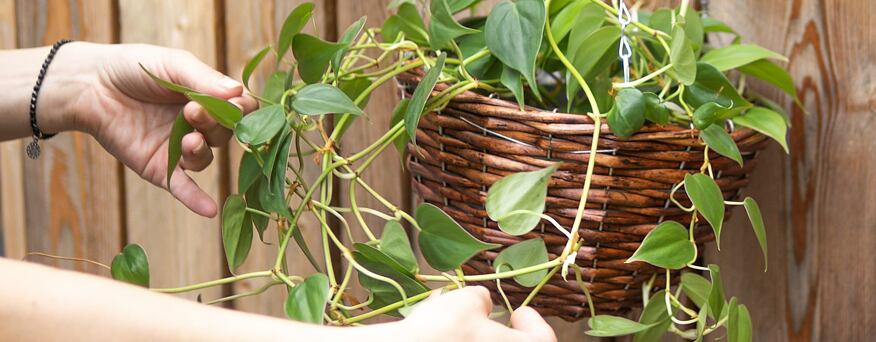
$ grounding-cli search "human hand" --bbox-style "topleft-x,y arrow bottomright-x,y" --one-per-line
58,42 -> 257,217
397,286 -> 556,342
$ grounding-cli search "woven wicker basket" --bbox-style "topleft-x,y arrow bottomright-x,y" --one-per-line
396,71 -> 769,322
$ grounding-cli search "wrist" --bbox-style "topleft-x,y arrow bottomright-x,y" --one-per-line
36,42 -> 104,135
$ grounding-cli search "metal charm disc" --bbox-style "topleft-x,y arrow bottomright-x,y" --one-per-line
26,140 -> 41,159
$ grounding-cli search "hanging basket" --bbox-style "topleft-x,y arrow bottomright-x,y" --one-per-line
396,70 -> 769,322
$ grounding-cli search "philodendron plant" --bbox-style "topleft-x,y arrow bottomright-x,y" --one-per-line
107,0 -> 793,340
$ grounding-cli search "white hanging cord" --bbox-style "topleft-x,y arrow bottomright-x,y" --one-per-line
617,0 -> 634,83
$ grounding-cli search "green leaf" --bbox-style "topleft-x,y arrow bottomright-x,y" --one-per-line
608,88 -> 646,138
669,26 -> 697,85
447,0 -> 481,13
695,302 -> 709,341
292,84 -> 366,116
643,92 -> 670,124
237,152 -> 261,194
728,303 -> 753,342
354,247 -> 429,313
221,195 -> 252,272
707,264 -> 726,317
485,0 -> 545,94
332,17 -> 367,79
429,0 -> 478,49
684,62 -> 751,108
493,238 -> 549,287
416,203 -> 500,271
648,9 -> 672,35
242,46 -> 271,91
681,8 -> 705,53
628,221 -> 696,269
166,111 -> 194,188
586,315 -> 657,337
380,220 -> 418,275
285,273 -> 330,324
277,2 -> 315,60
236,104 -> 286,146
681,272 -> 711,309
743,197 -> 769,271
185,92 -> 242,129
404,53 -> 446,143
701,124 -> 743,166
140,63 -> 196,94
390,99 -> 411,162
634,290 -> 672,342
355,243 -> 414,278
500,65 -> 525,110
684,173 -> 726,249
702,44 -> 787,72
732,107 -> 789,153
570,26 -> 621,80
693,101 -> 732,129
292,34 -> 346,84
486,164 -> 558,235
382,16 -> 402,43
111,244 -> 150,287
263,71 -> 288,104
245,181 -> 269,242
395,3 -> 430,45
738,59 -> 798,101
565,3 -> 605,59
703,17 -> 737,34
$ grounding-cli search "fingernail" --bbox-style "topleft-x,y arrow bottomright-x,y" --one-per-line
219,76 -> 241,90
195,139 -> 207,154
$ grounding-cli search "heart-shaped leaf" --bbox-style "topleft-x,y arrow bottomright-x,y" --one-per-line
643,92 -> 670,124
743,197 -> 768,271
292,83 -> 366,116
380,221 -> 418,275
354,247 -> 429,314
416,203 -> 500,271
242,46 -> 271,91
700,124 -> 743,166
277,3 -> 315,60
633,290 -> 672,342
681,272 -> 711,309
235,104 -> 286,146
111,244 -> 150,287
140,64 -> 195,94
486,164 -> 558,235
628,221 -> 696,269
429,0 -> 478,49
567,26 -> 620,99
738,59 -> 798,102
695,302 -> 709,341
683,62 -> 750,108
500,65 -> 525,110
244,181 -> 269,242
586,315 -> 658,337
332,17 -> 367,79
485,0 -> 544,94
393,3 -> 430,45
728,302 -> 753,342
493,238 -> 549,287
669,26 -> 697,85
732,107 -> 789,153
185,92 -> 242,129
292,34 -> 346,84
166,111 -> 194,188
692,101 -> 732,129
237,152 -> 262,194
404,53 -> 446,143
701,44 -> 787,72
684,173 -> 726,249
707,264 -> 726,318
608,88 -> 646,138
284,273 -> 330,324
221,195 -> 252,273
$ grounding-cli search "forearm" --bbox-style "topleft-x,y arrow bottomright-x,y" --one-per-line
0,258 -> 397,341
0,43 -> 94,141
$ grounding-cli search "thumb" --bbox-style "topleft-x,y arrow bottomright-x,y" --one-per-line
166,49 -> 242,99
510,306 -> 556,342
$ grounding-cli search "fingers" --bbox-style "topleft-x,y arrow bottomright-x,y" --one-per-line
452,286 -> 494,317
167,167 -> 217,218
183,95 -> 258,146
511,306 -> 557,342
179,132 -> 213,172
168,49 -> 244,99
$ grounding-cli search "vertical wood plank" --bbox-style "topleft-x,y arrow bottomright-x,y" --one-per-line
705,0 -> 876,340
0,0 -> 25,259
118,0 -> 225,300
223,0 -> 331,317
11,0 -> 122,275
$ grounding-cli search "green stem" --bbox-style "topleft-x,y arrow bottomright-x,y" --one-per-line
151,271 -> 274,294
343,285 -> 458,324
418,259 -> 562,282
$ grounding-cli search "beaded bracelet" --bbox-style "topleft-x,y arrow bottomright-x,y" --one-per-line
26,39 -> 74,159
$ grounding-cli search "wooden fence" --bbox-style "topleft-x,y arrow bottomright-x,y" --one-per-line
1,0 -> 873,340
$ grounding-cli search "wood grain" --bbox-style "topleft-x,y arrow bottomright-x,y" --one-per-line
118,0 -> 225,301
223,0 -> 331,317
704,0 -> 876,340
0,0 -> 24,259
10,0 -> 122,275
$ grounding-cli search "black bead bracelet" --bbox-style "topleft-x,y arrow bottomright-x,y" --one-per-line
26,39 -> 74,159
